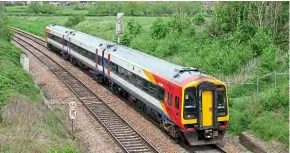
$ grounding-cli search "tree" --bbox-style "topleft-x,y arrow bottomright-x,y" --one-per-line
125,2 -> 141,16
151,18 -> 168,39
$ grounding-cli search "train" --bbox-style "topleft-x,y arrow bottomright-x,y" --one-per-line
45,24 -> 229,145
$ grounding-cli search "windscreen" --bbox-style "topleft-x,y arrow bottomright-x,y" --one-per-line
183,87 -> 197,119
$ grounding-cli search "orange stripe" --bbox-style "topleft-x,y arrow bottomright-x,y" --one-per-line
143,69 -> 157,84
142,69 -> 169,117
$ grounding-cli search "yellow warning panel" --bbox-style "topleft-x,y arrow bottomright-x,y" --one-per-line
202,91 -> 213,127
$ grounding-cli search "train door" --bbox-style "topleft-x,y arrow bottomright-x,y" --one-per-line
167,83 -> 173,118
102,49 -> 110,77
67,35 -> 70,55
201,90 -> 213,127
64,33 -> 69,54
172,93 -> 180,123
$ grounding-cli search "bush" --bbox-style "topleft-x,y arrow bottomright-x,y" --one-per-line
260,88 -> 288,111
192,13 -> 206,25
121,19 -> 142,46
40,3 -> 57,14
151,18 -> 168,39
229,107 -> 254,134
127,19 -> 141,36
250,29 -> 274,57
250,111 -> 289,144
73,4 -> 85,10
167,13 -> 190,34
259,44 -> 277,72
26,2 -> 41,14
64,15 -> 85,27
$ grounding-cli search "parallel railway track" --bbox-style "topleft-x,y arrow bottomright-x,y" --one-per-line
11,27 -> 227,153
12,28 -> 158,153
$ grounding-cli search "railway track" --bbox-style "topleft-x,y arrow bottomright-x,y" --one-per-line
11,27 -> 227,153
12,28 -> 158,153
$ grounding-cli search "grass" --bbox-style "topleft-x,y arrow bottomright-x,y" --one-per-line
4,5 -> 27,13
228,79 -> 289,146
0,38 -> 40,104
0,96 -> 81,153
0,38 -> 81,152
5,5 -> 88,15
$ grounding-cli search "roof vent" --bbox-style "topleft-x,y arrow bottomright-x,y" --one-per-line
173,67 -> 199,78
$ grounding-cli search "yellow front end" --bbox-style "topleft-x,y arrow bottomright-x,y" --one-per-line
181,78 -> 229,128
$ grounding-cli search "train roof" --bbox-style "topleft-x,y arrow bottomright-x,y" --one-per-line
110,45 -> 201,82
47,24 -> 202,83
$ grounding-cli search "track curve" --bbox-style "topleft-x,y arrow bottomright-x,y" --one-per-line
12,28 -> 159,153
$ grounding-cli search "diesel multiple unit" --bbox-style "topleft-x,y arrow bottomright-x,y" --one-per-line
45,24 -> 229,145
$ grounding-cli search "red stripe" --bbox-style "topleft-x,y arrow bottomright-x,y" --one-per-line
108,53 -> 111,76
218,121 -> 229,129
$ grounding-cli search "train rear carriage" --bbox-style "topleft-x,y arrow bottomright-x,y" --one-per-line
45,24 -> 229,145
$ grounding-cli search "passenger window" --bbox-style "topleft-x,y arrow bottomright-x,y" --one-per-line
175,96 -> 180,109
149,83 -> 157,97
142,80 -> 149,92
98,56 -> 102,66
157,87 -> 165,101
103,58 -> 108,68
119,66 -> 125,77
125,70 -> 132,81
64,40 -> 68,46
136,76 -> 142,88
93,54 -> 96,62
111,62 -> 117,73
131,73 -> 136,84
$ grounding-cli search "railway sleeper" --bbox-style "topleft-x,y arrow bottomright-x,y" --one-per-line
126,148 -> 152,153
122,143 -> 147,148
118,137 -> 141,142
106,122 -> 127,127
119,140 -> 144,146
113,132 -> 139,137
108,125 -> 129,130
112,130 -> 135,135
125,146 -> 149,151
114,134 -> 139,139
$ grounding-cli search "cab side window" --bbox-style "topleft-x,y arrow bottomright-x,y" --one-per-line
175,96 -> 180,109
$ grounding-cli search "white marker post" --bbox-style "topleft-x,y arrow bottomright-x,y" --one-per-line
69,101 -> 76,139
116,13 -> 124,44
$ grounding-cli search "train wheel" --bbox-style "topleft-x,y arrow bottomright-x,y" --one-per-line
169,126 -> 180,139
70,57 -> 77,66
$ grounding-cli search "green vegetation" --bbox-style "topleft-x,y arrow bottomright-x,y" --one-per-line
65,15 -> 85,27
5,2 -> 203,16
0,96 -> 81,153
7,2 -> 289,146
0,4 -> 80,152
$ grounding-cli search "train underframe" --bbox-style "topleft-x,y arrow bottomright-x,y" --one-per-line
48,43 -> 225,145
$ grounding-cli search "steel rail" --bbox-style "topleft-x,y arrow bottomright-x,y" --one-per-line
12,32 -> 159,153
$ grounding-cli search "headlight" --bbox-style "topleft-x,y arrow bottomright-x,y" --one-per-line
184,114 -> 196,119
